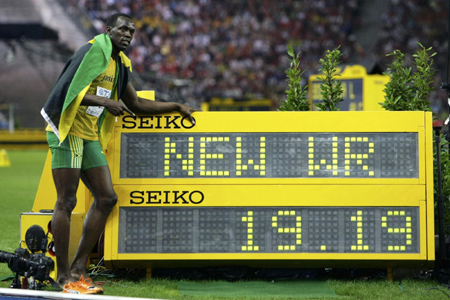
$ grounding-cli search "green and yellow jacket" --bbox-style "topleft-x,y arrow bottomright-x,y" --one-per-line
41,33 -> 132,149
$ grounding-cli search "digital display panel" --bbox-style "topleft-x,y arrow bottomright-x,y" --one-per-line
120,132 -> 418,179
118,207 -> 419,254
310,79 -> 363,111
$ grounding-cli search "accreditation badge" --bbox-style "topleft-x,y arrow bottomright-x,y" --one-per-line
86,87 -> 112,117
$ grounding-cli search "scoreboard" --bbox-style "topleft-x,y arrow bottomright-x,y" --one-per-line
103,111 -> 434,269
308,65 -> 390,111
201,97 -> 274,111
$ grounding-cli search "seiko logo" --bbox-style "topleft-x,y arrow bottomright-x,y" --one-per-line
130,190 -> 204,205
122,115 -> 195,129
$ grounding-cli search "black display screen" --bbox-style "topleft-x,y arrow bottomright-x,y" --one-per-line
118,207 -> 419,254
120,133 -> 418,179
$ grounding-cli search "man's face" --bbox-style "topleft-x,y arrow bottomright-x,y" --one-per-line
107,17 -> 135,52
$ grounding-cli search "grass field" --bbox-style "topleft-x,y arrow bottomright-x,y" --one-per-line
1,149 -> 450,299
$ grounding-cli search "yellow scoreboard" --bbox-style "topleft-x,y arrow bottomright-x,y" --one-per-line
103,111 -> 434,269
308,65 -> 390,111
201,97 -> 274,111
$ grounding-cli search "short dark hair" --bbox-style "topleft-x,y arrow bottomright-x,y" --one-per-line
106,13 -> 132,28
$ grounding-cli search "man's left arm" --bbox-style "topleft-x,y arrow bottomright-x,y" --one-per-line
121,82 -> 198,124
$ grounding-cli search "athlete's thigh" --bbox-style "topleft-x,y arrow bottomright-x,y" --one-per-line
81,165 -> 115,200
79,140 -> 114,199
52,168 -> 81,197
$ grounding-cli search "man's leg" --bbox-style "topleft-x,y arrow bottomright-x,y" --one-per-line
69,165 -> 117,279
51,168 -> 81,286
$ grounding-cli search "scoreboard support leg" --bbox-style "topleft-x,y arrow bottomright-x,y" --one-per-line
387,268 -> 393,282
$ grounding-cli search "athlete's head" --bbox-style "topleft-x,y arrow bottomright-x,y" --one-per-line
106,13 -> 135,53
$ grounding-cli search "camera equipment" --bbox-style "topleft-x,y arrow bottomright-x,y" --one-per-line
0,248 -> 54,289
0,224 -> 56,289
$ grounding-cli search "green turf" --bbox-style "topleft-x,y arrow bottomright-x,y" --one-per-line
0,149 -> 47,250
0,149 -> 47,276
64,276 -> 450,300
178,280 -> 338,298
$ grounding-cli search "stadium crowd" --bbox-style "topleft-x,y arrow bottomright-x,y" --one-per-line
375,0 -> 449,118
66,0 -> 361,107
66,0 -> 448,117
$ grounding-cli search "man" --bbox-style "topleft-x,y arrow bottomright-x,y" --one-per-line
41,13 -> 197,293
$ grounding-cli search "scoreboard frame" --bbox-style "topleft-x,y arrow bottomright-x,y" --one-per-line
102,111 -> 434,269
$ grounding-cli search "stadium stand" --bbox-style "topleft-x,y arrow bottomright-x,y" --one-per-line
64,0 -> 363,109
65,0 -> 450,118
0,0 -> 79,129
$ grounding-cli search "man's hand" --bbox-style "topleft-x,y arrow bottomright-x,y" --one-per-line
178,104 -> 200,125
104,99 -> 135,116
121,82 -> 201,121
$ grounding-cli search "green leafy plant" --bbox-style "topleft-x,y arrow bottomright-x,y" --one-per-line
380,50 -> 414,111
381,43 -> 436,111
278,45 -> 310,111
315,46 -> 344,111
410,43 -> 436,112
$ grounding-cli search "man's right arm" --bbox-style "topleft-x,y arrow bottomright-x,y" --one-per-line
121,82 -> 198,123
81,93 -> 134,116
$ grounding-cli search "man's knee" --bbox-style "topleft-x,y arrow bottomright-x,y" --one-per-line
55,194 -> 77,212
108,193 -> 118,208
97,192 -> 118,211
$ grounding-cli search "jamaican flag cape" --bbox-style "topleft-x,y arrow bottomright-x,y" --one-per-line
41,33 -> 132,149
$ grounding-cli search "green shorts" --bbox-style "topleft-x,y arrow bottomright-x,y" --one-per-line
47,132 -> 108,171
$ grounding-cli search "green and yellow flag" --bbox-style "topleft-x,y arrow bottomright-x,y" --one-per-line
41,33 -> 132,148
